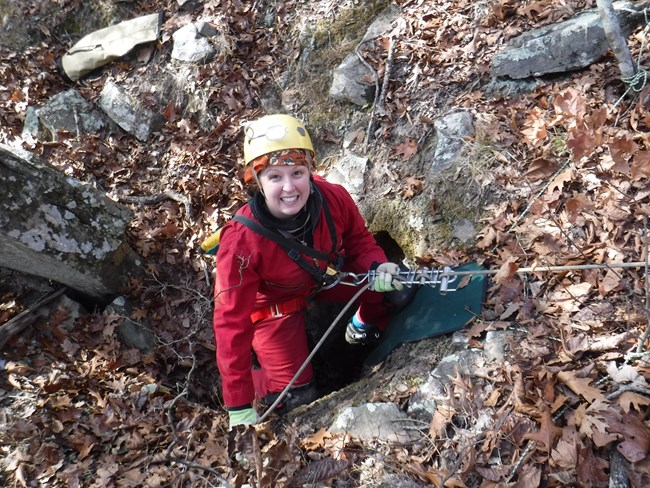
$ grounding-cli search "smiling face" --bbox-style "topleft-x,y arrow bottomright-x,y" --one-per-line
258,165 -> 311,219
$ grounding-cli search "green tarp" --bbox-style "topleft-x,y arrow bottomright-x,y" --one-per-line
365,262 -> 486,366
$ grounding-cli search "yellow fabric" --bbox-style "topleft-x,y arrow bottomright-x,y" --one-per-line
61,12 -> 161,81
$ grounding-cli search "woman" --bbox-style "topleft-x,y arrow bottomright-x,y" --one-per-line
213,114 -> 403,428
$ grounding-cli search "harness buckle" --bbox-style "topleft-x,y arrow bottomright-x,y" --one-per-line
270,304 -> 282,317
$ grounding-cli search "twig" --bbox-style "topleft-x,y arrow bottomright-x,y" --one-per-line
0,288 -> 66,349
606,383 -> 650,400
504,159 -> 571,235
355,38 -> 379,148
166,458 -> 233,488
609,448 -> 630,488
636,216 -> 650,353
116,189 -> 192,217
365,33 -> 397,145
166,339 -> 199,444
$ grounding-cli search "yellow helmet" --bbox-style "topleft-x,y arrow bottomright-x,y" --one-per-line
243,114 -> 314,164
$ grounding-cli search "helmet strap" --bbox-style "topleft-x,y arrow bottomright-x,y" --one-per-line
250,166 -> 265,197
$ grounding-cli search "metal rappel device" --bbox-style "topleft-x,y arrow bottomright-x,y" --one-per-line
337,266 -> 459,294
333,261 -> 650,295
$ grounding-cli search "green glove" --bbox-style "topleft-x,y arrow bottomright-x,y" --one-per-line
228,407 -> 258,429
372,262 -> 405,292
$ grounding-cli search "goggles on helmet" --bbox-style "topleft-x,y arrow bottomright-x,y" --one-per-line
244,149 -> 313,183
245,123 -> 290,143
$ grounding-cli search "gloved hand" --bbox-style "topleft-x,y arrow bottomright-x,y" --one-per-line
228,407 -> 258,429
371,262 -> 405,292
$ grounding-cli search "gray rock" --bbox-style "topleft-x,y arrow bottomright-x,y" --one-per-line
106,296 -> 156,353
483,330 -> 513,363
171,23 -> 217,63
329,5 -> 402,106
0,145 -> 140,300
451,218 -> 476,244
22,90 -> 107,142
491,1 -> 645,79
196,21 -> 219,38
409,347 -> 485,420
325,152 -> 369,201
329,52 -> 376,106
329,402 -> 420,443
427,111 -> 474,177
99,79 -> 163,142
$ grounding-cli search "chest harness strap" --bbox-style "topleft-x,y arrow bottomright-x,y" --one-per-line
233,195 -> 343,290
234,196 -> 343,323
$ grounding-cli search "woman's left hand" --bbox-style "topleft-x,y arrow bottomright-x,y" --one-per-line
372,262 -> 405,292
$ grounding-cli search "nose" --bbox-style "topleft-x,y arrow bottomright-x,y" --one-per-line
282,175 -> 295,191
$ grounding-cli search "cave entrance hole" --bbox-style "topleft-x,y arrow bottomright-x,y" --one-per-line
306,230 -> 405,398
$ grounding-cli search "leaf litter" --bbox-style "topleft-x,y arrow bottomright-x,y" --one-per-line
1,0 -> 650,486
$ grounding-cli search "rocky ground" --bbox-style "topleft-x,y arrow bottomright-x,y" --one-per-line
2,0 -> 650,487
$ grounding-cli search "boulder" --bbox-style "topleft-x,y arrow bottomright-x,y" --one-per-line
491,1 -> 646,79
21,89 -> 107,142
0,145 -> 140,301
99,79 -> 164,142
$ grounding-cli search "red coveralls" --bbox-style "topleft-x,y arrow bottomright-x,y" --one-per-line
213,176 -> 389,408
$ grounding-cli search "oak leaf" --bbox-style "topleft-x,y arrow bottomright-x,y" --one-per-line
553,88 -> 587,121
550,426 -> 579,469
631,150 -> 650,180
547,167 -> 573,193
567,127 -> 596,161
302,428 -> 332,450
556,370 -> 606,403
523,157 -> 556,181
619,392 -> 650,413
609,133 -> 638,176
598,269 -> 624,296
131,308 -> 149,320
523,408 -> 563,453
429,405 -> 455,438
394,137 -> 418,161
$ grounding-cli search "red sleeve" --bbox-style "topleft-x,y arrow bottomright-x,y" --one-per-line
213,222 -> 259,408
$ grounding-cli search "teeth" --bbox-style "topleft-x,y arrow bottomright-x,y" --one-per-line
282,196 -> 298,202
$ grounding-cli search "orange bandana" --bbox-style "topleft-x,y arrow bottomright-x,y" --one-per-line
244,149 -> 313,183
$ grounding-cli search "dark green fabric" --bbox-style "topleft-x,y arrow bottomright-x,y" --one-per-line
365,262 -> 486,366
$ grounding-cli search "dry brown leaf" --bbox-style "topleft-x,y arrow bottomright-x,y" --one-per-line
598,269 -> 624,296
576,444 -> 609,486
556,370 -> 606,403
301,427 -> 332,450
394,137 -> 418,161
494,257 -> 518,284
429,405 -> 455,438
550,426 -> 579,470
567,127 -> 597,161
523,157 -> 556,181
547,167 -> 574,193
524,408 -> 563,453
619,391 -> 650,413
631,150 -> 650,180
